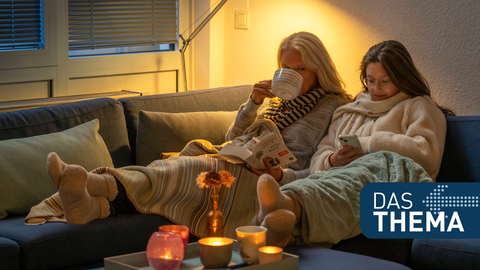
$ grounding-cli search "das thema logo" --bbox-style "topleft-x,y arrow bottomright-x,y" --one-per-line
360,183 -> 480,238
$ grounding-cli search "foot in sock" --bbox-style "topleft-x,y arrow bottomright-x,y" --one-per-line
55,164 -> 110,224
262,209 -> 295,247
47,152 -> 111,224
257,174 -> 297,222
47,152 -> 118,201
47,152 -> 67,188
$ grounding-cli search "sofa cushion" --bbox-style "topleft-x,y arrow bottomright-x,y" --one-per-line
0,98 -> 131,168
411,239 -> 480,270
0,214 -> 180,270
0,237 -> 21,270
437,116 -> 480,182
284,244 -> 412,270
0,119 -> 114,219
136,110 -> 237,166
119,85 -> 252,164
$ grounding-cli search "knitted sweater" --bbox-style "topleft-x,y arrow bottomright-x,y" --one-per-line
226,94 -> 345,184
310,92 -> 447,179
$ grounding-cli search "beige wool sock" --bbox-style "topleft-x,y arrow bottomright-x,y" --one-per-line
47,152 -> 118,201
87,169 -> 118,201
257,174 -> 301,223
262,209 -> 295,247
47,153 -> 110,224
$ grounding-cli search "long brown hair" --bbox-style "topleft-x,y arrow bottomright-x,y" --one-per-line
360,40 -> 455,116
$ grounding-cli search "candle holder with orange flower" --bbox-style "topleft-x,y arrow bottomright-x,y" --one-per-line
196,170 -> 235,237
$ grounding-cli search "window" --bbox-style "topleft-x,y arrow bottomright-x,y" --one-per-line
0,0 -> 44,51
68,0 -> 178,57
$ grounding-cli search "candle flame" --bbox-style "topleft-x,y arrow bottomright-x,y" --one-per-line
259,246 -> 283,254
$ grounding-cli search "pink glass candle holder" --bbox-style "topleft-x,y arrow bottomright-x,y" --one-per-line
198,237 -> 233,269
159,225 -> 190,252
146,231 -> 184,270
258,246 -> 283,264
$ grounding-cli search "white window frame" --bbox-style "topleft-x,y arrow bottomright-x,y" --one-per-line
0,0 -> 187,97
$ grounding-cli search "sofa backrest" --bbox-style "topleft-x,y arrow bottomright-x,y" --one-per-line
437,115 -> 480,182
119,85 -> 252,164
0,98 -> 132,168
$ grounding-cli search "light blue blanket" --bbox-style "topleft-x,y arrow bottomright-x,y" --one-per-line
281,151 -> 433,245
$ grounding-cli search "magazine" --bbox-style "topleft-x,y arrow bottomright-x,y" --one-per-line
217,132 -> 297,170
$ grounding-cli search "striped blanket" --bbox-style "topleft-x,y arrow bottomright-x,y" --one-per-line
25,120 -> 282,239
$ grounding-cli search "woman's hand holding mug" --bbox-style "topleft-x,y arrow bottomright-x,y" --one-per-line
251,80 -> 276,105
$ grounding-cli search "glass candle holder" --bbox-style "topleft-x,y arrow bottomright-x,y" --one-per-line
159,225 -> 190,253
258,246 -> 283,264
146,231 -> 184,270
198,237 -> 233,269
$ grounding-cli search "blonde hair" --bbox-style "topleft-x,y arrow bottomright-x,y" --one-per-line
277,31 -> 351,101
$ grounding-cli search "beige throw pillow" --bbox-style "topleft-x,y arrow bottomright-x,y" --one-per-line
136,110 -> 237,166
0,119 -> 114,219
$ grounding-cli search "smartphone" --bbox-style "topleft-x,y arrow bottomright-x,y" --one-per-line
338,134 -> 364,157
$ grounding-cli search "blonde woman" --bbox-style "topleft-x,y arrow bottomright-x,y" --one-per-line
227,31 -> 351,184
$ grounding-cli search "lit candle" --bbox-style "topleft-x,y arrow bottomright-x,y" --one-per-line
146,231 -> 184,270
159,225 -> 190,252
198,237 -> 233,269
258,246 -> 283,264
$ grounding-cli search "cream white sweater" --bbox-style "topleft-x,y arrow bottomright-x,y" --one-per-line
310,92 -> 447,180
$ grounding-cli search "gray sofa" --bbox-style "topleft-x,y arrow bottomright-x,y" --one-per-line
0,85 -> 479,270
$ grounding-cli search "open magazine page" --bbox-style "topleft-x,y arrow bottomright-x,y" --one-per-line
217,143 -> 266,170
251,132 -> 296,169
217,132 -> 296,170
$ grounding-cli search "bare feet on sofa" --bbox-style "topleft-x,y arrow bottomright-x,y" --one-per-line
257,174 -> 300,222
46,152 -> 111,224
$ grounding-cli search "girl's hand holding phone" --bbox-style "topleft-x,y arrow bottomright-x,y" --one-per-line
329,135 -> 365,167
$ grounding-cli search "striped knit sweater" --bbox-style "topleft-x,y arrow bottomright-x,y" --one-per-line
226,94 -> 345,185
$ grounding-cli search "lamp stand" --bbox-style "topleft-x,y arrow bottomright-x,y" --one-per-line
179,0 -> 228,91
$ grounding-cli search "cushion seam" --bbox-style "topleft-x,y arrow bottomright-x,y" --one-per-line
415,241 -> 480,254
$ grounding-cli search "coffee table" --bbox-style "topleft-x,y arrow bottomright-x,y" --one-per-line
104,240 -> 298,270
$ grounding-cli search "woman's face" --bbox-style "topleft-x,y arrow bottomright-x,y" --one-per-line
281,49 -> 317,96
365,62 -> 400,101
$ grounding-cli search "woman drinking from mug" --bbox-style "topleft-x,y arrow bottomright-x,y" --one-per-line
227,31 -> 351,184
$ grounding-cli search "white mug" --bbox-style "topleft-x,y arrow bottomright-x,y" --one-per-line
235,226 -> 267,264
269,68 -> 303,100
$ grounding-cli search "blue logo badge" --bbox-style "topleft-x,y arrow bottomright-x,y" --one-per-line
360,183 -> 480,238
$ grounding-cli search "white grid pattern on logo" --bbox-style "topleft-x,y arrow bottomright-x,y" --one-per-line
421,184 -> 480,218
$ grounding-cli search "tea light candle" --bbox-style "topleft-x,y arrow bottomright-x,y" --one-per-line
159,225 -> 190,252
198,237 -> 233,269
258,246 -> 283,264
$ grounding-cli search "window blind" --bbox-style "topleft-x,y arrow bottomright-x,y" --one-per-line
68,0 -> 178,51
0,0 -> 43,51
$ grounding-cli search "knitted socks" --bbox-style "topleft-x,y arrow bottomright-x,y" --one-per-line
257,174 -> 302,247
257,174 -> 301,222
47,152 -> 118,201
47,152 -> 113,224
262,209 -> 295,247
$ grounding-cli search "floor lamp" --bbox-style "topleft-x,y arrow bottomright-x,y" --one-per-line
179,0 -> 229,91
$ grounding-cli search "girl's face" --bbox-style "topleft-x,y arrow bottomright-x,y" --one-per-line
281,49 -> 317,96
365,62 -> 400,101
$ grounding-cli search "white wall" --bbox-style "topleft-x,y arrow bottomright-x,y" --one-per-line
190,0 -> 480,116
